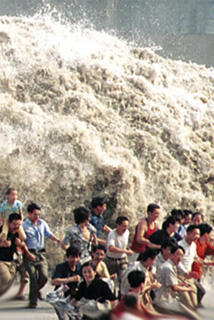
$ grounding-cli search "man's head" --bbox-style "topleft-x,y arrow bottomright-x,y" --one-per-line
27,202 -> 41,223
138,249 -> 157,269
6,188 -> 18,204
116,216 -> 129,235
66,245 -> 81,266
147,203 -> 160,222
73,206 -> 90,225
8,213 -> 21,234
161,238 -> 178,260
91,197 -> 106,216
171,209 -> 185,225
92,244 -> 106,263
186,225 -> 200,243
128,270 -> 145,290
162,216 -> 180,234
170,245 -> 185,265
198,223 -> 213,241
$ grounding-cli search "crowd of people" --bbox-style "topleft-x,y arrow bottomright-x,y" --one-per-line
0,187 -> 214,320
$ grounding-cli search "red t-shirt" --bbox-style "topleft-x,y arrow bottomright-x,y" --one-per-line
192,239 -> 214,279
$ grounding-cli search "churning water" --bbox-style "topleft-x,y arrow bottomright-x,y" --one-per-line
0,12 -> 214,235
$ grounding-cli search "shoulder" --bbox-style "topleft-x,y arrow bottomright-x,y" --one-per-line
15,200 -> 23,207
88,223 -> 96,233
0,200 -> 7,210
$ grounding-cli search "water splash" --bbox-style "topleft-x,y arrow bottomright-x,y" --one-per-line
0,12 -> 214,238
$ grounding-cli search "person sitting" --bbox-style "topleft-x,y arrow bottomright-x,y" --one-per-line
121,248 -> 159,315
192,223 -> 214,297
62,206 -> 97,265
153,245 -> 200,320
0,188 -> 25,241
178,225 -> 205,306
52,245 -> 81,298
72,261 -> 116,319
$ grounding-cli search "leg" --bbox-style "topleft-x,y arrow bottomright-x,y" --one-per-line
36,253 -> 48,291
24,259 -> 39,307
0,261 -> 16,296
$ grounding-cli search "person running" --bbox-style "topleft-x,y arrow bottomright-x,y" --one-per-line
62,206 -> 97,265
23,202 -> 62,308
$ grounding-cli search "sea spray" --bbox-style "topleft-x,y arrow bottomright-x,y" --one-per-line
0,14 -> 214,265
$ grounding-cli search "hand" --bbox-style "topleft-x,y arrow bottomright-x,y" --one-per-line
1,240 -> 11,247
126,249 -> 133,256
68,275 -> 81,283
188,271 -> 198,279
110,273 -> 117,280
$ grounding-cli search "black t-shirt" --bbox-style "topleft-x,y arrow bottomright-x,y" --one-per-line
149,229 -> 178,251
52,261 -> 81,297
0,226 -> 18,261
75,277 -> 115,302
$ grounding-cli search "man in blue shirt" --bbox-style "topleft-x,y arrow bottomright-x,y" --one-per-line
90,197 -> 111,245
22,202 -> 62,308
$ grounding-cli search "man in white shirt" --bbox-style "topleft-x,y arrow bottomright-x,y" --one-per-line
178,224 -> 205,305
105,216 -> 133,288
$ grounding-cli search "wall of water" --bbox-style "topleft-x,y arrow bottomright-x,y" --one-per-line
0,2 -> 213,266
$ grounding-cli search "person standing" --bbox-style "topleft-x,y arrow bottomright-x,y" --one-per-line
23,202 -> 62,308
90,196 -> 112,239
105,216 -> 133,291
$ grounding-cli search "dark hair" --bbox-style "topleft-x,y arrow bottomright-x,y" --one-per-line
171,209 -> 185,219
161,237 -> 178,252
186,224 -> 200,233
171,245 -> 185,254
128,270 -> 145,288
66,245 -> 81,258
73,206 -> 90,225
91,197 -> 106,209
162,216 -> 180,230
8,213 -> 21,223
147,203 -> 160,214
183,209 -> 193,217
138,248 -> 157,262
124,293 -> 139,309
116,216 -> 129,225
198,223 -> 213,237
92,244 -> 107,254
81,261 -> 96,274
5,187 -> 16,195
192,212 -> 203,220
27,202 -> 41,213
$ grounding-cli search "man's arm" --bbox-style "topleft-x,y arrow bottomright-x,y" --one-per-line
103,225 -> 112,233
52,275 -> 81,286
108,245 -> 133,256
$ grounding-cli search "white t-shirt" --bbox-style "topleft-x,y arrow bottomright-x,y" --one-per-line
107,229 -> 129,259
178,239 -> 197,273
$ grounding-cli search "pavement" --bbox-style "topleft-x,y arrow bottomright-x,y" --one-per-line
0,281 -> 57,320
1,280 -> 214,320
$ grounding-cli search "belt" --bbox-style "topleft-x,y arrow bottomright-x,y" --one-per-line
29,249 -> 46,253
106,256 -> 126,261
